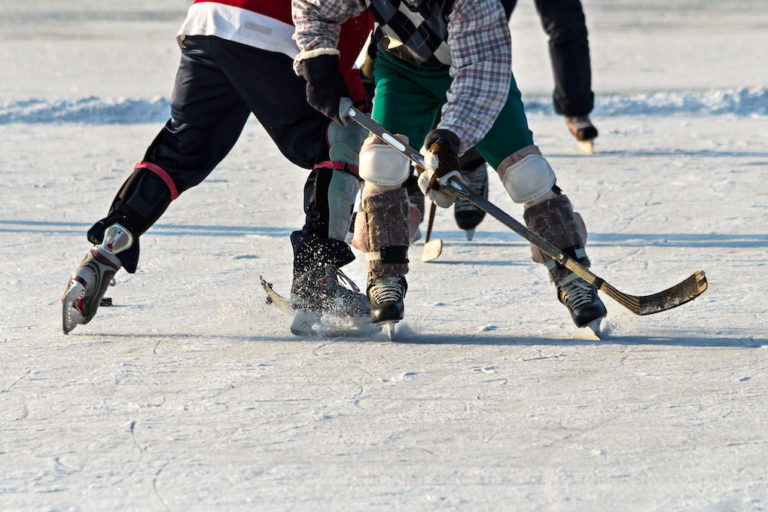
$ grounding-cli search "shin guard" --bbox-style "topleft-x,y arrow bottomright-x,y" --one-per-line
87,164 -> 174,273
357,188 -> 410,279
523,193 -> 590,283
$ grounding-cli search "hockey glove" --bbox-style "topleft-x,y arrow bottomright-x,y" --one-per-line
296,53 -> 350,125
417,129 -> 462,208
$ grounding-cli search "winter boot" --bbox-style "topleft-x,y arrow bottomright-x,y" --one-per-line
523,193 -> 606,330
453,162 -> 488,239
62,224 -> 133,334
290,264 -> 371,335
358,188 -> 410,329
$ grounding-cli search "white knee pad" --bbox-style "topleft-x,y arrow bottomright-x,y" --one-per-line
499,154 -> 556,204
358,136 -> 410,187
327,170 -> 360,242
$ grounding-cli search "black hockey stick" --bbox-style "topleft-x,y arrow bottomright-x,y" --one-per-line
342,105 -> 708,315
424,201 -> 437,242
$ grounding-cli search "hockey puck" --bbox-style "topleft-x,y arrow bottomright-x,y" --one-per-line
100,297 -> 113,307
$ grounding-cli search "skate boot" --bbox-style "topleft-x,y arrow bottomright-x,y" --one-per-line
367,275 -> 407,338
565,116 -> 598,154
62,224 -> 133,334
556,273 -> 607,332
290,264 -> 371,336
453,162 -> 488,240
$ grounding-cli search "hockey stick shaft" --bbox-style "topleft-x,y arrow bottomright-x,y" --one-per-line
342,106 -> 707,315
424,201 -> 437,243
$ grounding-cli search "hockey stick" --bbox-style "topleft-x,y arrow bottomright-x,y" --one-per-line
422,201 -> 442,262
425,201 -> 437,242
342,106 -> 708,316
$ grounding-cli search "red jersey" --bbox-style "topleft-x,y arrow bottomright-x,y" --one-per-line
179,0 -> 372,73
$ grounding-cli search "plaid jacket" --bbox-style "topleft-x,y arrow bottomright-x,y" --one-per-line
292,0 -> 512,153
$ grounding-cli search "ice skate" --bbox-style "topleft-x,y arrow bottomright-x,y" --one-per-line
556,273 -> 607,336
453,163 -> 488,240
62,224 -> 133,334
290,264 -> 372,336
565,116 -> 598,154
367,276 -> 407,339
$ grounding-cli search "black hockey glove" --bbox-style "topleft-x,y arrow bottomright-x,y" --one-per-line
417,129 -> 462,208
296,53 -> 350,124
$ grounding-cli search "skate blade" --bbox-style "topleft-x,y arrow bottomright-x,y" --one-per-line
585,317 -> 604,340
62,282 -> 86,334
464,228 -> 475,241
422,238 -> 443,262
380,321 -> 398,340
577,139 -> 594,155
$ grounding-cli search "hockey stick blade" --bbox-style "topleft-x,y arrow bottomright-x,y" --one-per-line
422,201 -> 443,262
447,179 -> 708,315
342,106 -> 708,316
599,270 -> 707,316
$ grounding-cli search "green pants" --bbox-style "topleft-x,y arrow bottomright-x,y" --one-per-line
372,48 -> 535,170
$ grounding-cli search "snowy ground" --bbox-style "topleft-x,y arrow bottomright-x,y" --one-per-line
1,1 -> 767,510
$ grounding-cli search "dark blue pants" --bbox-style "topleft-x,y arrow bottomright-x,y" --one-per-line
503,0 -> 594,116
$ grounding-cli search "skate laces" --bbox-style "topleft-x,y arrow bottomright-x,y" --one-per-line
557,273 -> 596,309
333,267 -> 361,295
370,277 -> 405,304
293,265 -> 368,314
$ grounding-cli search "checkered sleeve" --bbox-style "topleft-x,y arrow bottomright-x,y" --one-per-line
437,0 -> 512,154
291,0 -> 365,71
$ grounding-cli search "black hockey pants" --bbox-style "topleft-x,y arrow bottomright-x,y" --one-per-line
89,36 -> 354,273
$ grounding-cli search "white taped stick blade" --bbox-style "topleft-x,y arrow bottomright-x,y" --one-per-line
422,238 -> 443,262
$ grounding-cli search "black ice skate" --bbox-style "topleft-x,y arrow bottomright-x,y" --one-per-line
565,116 -> 598,154
453,163 -> 488,240
62,224 -> 133,334
367,275 -> 407,339
290,265 -> 371,336
556,272 -> 607,335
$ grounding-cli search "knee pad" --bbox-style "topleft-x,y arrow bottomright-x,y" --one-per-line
498,149 -> 556,204
358,136 -> 410,187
